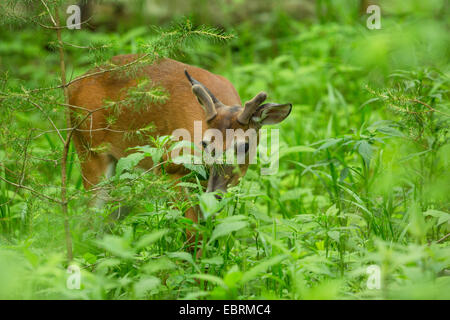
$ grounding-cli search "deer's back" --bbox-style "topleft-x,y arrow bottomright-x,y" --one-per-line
68,55 -> 241,163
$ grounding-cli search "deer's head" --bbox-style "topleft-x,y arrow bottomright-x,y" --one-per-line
185,70 -> 292,195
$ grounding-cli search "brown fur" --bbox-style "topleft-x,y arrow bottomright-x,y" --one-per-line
69,56 -> 249,248
69,55 -> 243,188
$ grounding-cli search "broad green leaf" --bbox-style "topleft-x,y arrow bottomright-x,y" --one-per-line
95,235 -> 134,259
424,209 -> 450,226
136,229 -> 169,249
143,257 -> 176,274
326,204 -> 339,216
134,276 -> 161,298
209,221 -> 248,244
201,256 -> 224,265
96,258 -> 121,271
115,152 -> 146,177
169,140 -> 196,152
199,192 -> 223,219
356,140 -> 373,165
167,251 -> 200,272
184,163 -> 207,179
241,255 -> 287,284
177,182 -> 199,189
327,231 -> 340,242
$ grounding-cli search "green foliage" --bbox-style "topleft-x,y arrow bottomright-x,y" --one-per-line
0,0 -> 449,300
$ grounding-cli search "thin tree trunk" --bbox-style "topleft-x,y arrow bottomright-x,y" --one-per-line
55,8 -> 73,262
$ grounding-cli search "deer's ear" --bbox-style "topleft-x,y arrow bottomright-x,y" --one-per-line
251,103 -> 292,125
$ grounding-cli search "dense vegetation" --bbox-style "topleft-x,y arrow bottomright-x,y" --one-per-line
0,0 -> 449,299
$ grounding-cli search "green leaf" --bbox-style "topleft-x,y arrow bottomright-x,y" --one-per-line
408,202 -> 427,241
115,152 -> 146,177
223,265 -> 243,288
201,256 -> 224,265
198,192 -> 220,219
167,251 -> 200,272
169,140 -> 196,152
279,145 -> 316,158
172,154 -> 207,178
181,291 -> 210,300
131,145 -> 164,164
184,163 -> 207,179
280,188 -> 311,202
96,258 -> 121,271
83,252 -> 97,264
424,209 -> 450,226
327,231 -> 340,242
356,140 -> 373,165
95,235 -> 135,259
317,138 -> 343,151
136,229 -> 169,249
134,276 -> 161,298
143,257 -> 176,274
5,190 -> 23,201
191,274 -> 227,288
177,182 -> 199,189
241,255 -> 287,284
326,204 -> 339,216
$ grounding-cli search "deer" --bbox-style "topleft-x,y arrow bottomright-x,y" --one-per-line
68,54 -> 292,250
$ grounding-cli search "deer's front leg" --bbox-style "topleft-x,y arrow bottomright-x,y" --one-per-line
184,205 -> 203,259
167,170 -> 204,259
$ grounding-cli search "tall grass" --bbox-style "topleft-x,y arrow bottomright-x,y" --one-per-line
0,0 -> 449,299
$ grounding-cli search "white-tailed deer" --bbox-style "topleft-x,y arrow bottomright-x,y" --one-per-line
68,54 -> 291,242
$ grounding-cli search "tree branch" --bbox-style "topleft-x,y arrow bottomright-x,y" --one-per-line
0,175 -> 62,204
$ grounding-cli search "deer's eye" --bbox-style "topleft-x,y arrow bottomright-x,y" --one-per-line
201,141 -> 208,149
244,142 -> 250,153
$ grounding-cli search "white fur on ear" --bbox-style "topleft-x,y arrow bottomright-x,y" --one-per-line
251,103 -> 292,125
251,114 -> 264,124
